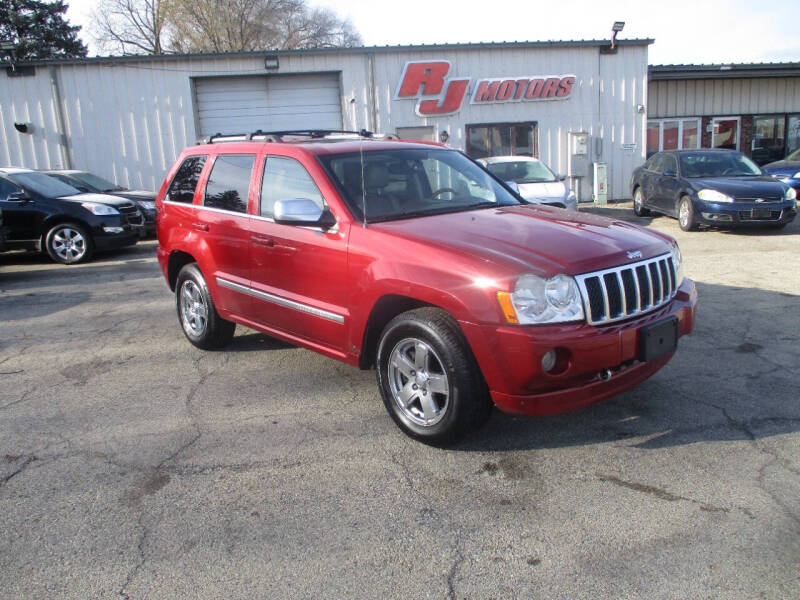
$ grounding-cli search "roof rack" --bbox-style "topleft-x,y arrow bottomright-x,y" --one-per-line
201,129 -> 375,144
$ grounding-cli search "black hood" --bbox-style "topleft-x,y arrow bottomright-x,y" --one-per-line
57,193 -> 137,207
762,160 -> 800,175
688,175 -> 788,200
109,190 -> 156,202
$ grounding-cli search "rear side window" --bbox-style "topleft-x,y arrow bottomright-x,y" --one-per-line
260,156 -> 325,218
166,155 -> 207,204
204,154 -> 255,214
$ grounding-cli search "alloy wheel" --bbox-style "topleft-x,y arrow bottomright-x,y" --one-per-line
180,280 -> 208,336
387,338 -> 450,427
51,227 -> 87,262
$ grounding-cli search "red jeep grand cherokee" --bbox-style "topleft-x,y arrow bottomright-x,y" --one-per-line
156,130 -> 697,443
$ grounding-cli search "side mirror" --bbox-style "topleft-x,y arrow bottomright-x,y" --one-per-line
662,169 -> 677,178
273,198 -> 336,229
505,181 -> 520,193
7,190 -> 30,203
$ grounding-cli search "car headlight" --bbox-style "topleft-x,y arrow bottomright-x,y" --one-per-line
81,202 -> 119,215
672,243 -> 684,287
497,273 -> 584,325
793,171 -> 800,179
785,187 -> 797,200
697,189 -> 734,203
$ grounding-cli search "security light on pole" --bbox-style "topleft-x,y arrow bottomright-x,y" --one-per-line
611,21 -> 625,51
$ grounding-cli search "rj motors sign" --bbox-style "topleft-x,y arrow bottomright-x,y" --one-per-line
395,60 -> 575,116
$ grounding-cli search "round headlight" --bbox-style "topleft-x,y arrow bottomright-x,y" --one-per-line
499,273 -> 584,325
785,187 -> 797,200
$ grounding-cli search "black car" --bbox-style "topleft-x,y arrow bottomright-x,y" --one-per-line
44,170 -> 156,237
762,148 -> 800,195
0,168 -> 142,264
630,149 -> 797,231
0,205 -> 7,251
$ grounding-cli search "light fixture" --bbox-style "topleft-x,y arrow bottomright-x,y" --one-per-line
14,122 -> 30,133
610,21 -> 625,51
264,54 -> 279,70
439,130 -> 450,143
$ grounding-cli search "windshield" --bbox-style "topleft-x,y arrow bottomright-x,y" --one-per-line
484,159 -> 556,183
10,172 -> 82,197
679,152 -> 762,178
72,172 -> 124,192
318,148 -> 521,222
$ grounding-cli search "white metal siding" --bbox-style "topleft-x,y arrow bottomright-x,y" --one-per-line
649,77 -> 800,118
0,45 -> 649,198
195,73 -> 342,136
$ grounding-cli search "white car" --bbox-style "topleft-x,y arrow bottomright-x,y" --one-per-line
478,156 -> 578,211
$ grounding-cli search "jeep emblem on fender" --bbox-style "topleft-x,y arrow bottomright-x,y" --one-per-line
627,250 -> 643,260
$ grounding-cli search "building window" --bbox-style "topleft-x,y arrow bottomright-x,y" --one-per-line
395,126 -> 435,141
466,122 -> 537,158
711,117 -> 740,151
750,116 -> 786,165
786,114 -> 800,158
646,119 -> 700,157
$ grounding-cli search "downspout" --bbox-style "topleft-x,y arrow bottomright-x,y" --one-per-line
48,65 -> 72,169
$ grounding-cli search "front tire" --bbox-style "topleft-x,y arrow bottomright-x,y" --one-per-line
376,307 -> 492,444
176,263 -> 235,349
678,196 -> 697,231
45,222 -> 93,264
633,187 -> 650,216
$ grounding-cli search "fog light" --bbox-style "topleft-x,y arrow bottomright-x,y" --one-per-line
701,213 -> 732,221
103,226 -> 124,233
541,349 -> 557,373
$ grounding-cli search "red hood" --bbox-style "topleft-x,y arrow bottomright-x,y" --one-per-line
372,205 -> 674,278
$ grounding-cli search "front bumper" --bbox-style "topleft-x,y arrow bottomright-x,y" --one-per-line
694,198 -> 796,227
460,278 -> 698,417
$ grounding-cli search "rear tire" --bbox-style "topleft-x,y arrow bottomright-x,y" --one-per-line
633,187 -> 650,217
376,307 -> 492,445
678,196 -> 697,231
176,263 -> 235,349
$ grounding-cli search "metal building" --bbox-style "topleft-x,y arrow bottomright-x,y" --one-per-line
0,40 -> 651,201
647,62 -> 800,164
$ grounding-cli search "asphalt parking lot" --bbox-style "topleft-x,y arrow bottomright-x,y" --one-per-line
1,205 -> 798,600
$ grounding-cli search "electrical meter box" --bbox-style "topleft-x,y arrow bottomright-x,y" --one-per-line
568,132 -> 590,177
593,162 -> 608,205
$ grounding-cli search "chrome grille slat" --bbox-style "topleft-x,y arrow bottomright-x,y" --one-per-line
575,253 -> 678,326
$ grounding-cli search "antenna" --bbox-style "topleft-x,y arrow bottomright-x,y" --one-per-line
360,137 -> 367,227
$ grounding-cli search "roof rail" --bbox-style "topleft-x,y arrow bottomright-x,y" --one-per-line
200,129 -> 375,144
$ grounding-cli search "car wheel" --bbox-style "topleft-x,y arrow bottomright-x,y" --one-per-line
176,263 -> 235,349
678,196 -> 697,231
45,222 -> 93,264
376,307 -> 492,444
633,187 -> 650,216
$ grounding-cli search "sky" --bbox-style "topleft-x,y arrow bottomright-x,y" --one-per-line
65,0 -> 799,65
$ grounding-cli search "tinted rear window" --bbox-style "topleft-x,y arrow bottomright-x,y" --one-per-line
166,156 -> 207,204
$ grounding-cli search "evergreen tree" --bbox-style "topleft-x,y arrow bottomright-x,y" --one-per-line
0,0 -> 88,60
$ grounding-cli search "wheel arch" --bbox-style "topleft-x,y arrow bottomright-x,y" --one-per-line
358,294 -> 436,369
40,216 -> 93,249
167,250 -> 198,291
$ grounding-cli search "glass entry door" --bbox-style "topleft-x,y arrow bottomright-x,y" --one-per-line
711,117 -> 740,150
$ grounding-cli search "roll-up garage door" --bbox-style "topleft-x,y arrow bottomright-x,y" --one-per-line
195,73 -> 342,137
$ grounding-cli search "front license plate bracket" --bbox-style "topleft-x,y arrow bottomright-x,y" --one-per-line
638,317 -> 678,362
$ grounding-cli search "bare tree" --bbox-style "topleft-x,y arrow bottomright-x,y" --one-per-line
91,0 -> 172,55
169,0 -> 362,53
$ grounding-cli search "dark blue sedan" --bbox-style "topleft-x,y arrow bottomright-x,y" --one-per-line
763,148 -> 800,195
630,149 -> 797,231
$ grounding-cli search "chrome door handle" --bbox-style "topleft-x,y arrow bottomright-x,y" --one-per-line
192,221 -> 209,231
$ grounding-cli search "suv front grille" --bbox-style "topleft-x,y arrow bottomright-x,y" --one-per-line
575,253 -> 677,325
118,204 -> 144,226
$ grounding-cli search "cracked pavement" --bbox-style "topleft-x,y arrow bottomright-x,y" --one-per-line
1,209 -> 799,599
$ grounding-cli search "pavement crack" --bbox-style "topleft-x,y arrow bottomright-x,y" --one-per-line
597,474 -> 731,514
118,514 -> 148,599
1,456 -> 37,486
445,541 -> 465,600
